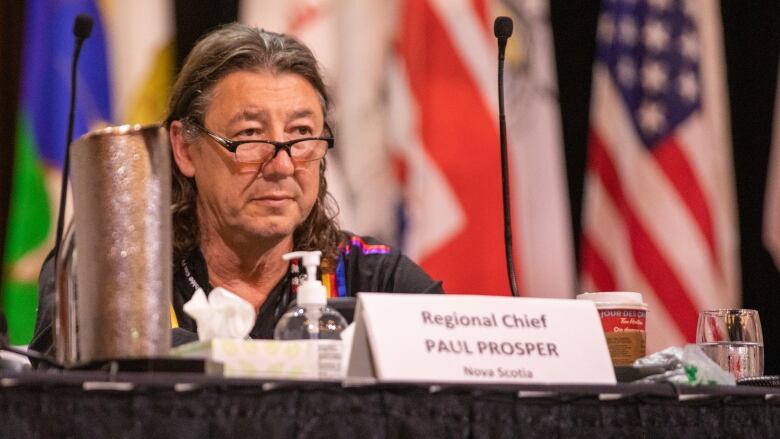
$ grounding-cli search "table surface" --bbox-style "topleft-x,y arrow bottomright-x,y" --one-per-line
3,367 -> 779,393
2,369 -> 780,438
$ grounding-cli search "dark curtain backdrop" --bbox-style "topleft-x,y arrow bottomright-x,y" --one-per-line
173,0 -> 238,70
0,0 -> 778,372
719,1 -> 780,375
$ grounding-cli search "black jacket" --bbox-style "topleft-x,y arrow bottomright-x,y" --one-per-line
30,232 -> 443,359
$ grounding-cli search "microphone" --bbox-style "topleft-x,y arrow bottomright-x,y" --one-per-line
493,16 -> 519,297
73,13 -> 94,40
494,16 -> 513,60
54,14 -> 94,274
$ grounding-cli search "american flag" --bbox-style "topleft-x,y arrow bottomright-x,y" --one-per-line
581,0 -> 739,350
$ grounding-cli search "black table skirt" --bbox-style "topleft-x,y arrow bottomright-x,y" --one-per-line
1,371 -> 779,438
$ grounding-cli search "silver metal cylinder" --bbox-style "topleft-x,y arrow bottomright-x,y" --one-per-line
65,123 -> 171,364
55,221 -> 78,365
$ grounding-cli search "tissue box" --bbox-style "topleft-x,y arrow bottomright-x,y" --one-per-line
170,338 -> 343,380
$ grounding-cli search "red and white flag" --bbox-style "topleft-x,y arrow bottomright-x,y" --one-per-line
240,0 -> 400,242
581,0 -> 739,351
389,0 -> 574,296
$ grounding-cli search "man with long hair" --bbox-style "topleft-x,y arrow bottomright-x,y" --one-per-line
30,24 -> 441,355
164,23 -> 442,338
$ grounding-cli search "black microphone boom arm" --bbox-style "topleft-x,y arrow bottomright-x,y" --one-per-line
493,16 -> 519,297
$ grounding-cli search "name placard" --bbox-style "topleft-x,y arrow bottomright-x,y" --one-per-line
346,293 -> 616,385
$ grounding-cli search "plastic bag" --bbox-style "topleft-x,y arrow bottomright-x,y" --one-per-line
633,344 -> 736,385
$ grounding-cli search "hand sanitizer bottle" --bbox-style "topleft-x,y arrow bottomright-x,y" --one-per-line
274,251 -> 348,340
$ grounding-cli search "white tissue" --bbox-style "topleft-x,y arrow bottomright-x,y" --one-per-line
182,287 -> 256,341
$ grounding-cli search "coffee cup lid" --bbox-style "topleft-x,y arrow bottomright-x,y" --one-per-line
576,291 -> 645,305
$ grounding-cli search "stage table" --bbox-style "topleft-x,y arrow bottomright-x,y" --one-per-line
1,370 -> 779,438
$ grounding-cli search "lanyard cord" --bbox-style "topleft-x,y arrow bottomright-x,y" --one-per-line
178,255 -> 303,326
179,257 -> 301,295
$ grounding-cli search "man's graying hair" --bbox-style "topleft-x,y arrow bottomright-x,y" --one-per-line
165,23 -> 340,263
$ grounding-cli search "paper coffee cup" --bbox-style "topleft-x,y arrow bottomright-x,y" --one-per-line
576,292 -> 647,366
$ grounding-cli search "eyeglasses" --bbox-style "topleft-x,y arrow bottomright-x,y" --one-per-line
187,120 -> 334,164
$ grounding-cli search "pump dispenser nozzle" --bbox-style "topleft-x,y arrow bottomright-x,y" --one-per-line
283,251 -> 326,306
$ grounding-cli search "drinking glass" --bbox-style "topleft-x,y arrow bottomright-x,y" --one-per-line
696,309 -> 764,379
